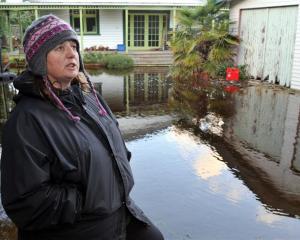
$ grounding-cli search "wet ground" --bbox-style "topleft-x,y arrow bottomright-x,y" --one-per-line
0,67 -> 300,239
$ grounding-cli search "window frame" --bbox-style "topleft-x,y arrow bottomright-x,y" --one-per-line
70,9 -> 100,35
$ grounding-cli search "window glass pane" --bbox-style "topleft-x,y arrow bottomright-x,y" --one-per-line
148,15 -> 159,47
128,15 -> 131,46
70,10 -> 98,34
74,18 -> 80,32
86,17 -> 96,32
134,15 -> 144,47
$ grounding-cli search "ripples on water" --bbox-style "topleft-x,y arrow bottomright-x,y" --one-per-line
0,68 -> 300,239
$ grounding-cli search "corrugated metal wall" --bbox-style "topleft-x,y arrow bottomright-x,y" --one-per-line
238,6 -> 298,86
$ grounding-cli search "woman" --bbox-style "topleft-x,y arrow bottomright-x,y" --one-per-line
1,14 -> 164,240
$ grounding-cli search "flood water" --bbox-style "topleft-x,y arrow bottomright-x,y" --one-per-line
0,67 -> 300,240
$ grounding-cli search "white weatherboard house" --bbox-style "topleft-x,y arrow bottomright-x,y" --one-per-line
0,0 -> 204,52
229,0 -> 300,90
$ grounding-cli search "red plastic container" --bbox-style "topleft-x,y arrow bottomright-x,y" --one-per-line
224,85 -> 240,93
226,68 -> 239,81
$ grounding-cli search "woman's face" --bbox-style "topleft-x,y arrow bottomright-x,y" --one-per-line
46,40 -> 79,89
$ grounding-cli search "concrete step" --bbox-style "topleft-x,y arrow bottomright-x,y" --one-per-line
126,51 -> 173,66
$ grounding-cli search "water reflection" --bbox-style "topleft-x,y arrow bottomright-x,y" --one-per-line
89,67 -> 172,115
171,81 -> 300,218
214,85 -> 300,223
293,124 -> 300,172
0,82 -> 17,123
1,67 -> 300,239
129,125 -> 300,239
169,77 -> 236,125
224,86 -> 300,196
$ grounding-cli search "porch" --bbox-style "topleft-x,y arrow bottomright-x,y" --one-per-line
0,5 -> 180,53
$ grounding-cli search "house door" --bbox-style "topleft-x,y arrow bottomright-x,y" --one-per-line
128,14 -> 164,50
238,6 -> 298,86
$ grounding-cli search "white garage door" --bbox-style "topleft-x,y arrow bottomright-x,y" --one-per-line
238,6 -> 298,87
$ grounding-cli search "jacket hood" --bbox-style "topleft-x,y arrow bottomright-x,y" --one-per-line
13,70 -> 42,103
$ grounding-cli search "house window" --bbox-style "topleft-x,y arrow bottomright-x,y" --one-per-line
70,10 -> 99,35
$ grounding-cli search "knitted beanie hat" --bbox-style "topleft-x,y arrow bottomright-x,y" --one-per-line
23,14 -> 83,76
23,14 -> 107,121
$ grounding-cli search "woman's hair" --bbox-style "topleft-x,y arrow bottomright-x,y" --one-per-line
35,72 -> 90,97
73,72 -> 91,92
34,73 -> 91,123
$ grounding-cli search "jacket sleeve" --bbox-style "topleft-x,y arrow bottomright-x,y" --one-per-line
0,111 -> 82,230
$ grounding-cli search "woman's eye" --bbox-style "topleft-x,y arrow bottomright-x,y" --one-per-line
55,46 -> 64,51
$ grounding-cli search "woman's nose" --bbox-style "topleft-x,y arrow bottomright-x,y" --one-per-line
65,45 -> 76,57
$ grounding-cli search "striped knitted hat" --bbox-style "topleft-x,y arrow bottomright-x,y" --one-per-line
23,14 -> 84,76
22,14 -> 107,121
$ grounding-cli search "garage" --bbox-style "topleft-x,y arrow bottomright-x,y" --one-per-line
230,0 -> 300,89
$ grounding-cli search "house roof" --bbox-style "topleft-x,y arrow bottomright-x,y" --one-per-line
4,0 -> 205,7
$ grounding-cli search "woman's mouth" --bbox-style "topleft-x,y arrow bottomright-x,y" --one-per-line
66,63 -> 77,69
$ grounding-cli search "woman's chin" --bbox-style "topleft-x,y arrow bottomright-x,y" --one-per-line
66,71 -> 79,80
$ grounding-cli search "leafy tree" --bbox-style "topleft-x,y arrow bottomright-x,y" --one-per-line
0,11 -> 9,48
9,10 -> 35,35
170,0 -> 239,80
0,10 -> 34,49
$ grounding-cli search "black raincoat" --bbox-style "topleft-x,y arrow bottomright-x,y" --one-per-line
0,71 -> 151,240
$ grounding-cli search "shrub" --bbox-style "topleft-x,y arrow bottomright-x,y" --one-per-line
170,0 -> 239,80
9,55 -> 26,63
83,52 -> 134,69
104,54 -> 134,69
83,52 -> 105,65
216,63 -> 250,81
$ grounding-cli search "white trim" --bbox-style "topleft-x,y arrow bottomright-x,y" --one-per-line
5,0 -> 205,7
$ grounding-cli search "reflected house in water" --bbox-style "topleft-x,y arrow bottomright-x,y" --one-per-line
128,68 -> 171,108
224,86 -> 300,216
89,67 -> 172,114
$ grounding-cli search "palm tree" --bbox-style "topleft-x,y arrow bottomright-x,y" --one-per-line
170,0 -> 239,80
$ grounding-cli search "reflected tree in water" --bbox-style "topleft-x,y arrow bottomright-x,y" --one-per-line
170,74 -> 235,117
